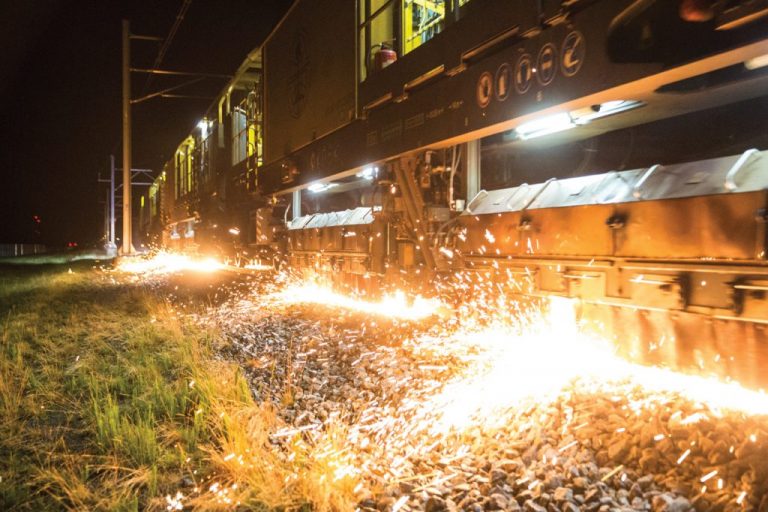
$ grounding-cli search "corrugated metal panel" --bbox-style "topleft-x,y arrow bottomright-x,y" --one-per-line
289,207 -> 375,230
463,150 -> 768,215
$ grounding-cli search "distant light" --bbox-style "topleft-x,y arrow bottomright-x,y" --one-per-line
515,113 -> 576,140
745,53 -> 768,70
308,183 -> 339,193
228,227 -> 240,236
356,166 -> 377,180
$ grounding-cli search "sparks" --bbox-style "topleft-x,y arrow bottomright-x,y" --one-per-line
275,282 -> 443,320
116,251 -> 223,275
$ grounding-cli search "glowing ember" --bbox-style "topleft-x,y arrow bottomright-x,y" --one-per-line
165,491 -> 185,511
676,448 -> 691,464
116,251 -> 224,275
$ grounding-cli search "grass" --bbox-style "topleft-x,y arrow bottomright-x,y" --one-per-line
0,262 -> 359,511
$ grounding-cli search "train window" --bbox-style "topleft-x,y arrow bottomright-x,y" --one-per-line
359,1 -> 470,82
479,95 -> 768,192
149,183 -> 158,218
175,137 -> 195,198
402,0 -> 447,54
198,139 -> 209,187
246,87 -> 262,167
359,0 -> 397,82
186,141 -> 194,195
175,151 -> 184,199
231,106 -> 247,165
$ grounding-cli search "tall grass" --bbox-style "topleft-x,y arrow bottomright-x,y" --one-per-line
0,263 -> 359,510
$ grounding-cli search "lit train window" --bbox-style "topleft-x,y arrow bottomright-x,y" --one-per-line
402,0 -> 447,54
358,0 -> 471,82
231,105 -> 247,165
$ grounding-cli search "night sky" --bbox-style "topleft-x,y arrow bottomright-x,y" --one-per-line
0,1 -> 291,246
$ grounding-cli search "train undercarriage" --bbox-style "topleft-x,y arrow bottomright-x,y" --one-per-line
267,141 -> 768,390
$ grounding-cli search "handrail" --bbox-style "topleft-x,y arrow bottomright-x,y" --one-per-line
461,26 -> 519,62
725,148 -> 759,192
404,65 -> 445,91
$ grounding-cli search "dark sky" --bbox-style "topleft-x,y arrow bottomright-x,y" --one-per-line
0,0 -> 291,246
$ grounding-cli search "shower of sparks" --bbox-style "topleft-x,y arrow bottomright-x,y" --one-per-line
116,251 -> 224,275
275,282 -> 444,320
418,297 -> 768,432
136,265 -> 768,507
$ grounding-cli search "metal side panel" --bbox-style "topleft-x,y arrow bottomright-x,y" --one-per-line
457,212 -> 525,257
615,192 -> 767,260
263,0 -> 356,164
523,205 -> 616,257
459,189 -> 768,261
459,205 -> 616,258
579,304 -> 768,391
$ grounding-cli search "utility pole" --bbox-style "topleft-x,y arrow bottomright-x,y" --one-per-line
110,155 -> 116,249
121,19 -> 133,255
104,188 -> 110,244
117,15 -> 229,256
99,155 -> 154,256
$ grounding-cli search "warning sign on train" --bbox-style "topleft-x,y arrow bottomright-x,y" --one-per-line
561,31 -> 585,77
514,53 -> 533,94
495,63 -> 511,102
536,43 -> 557,86
476,71 -> 493,108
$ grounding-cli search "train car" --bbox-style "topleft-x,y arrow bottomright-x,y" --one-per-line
146,0 -> 768,387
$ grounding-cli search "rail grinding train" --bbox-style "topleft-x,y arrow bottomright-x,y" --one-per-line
137,0 -> 768,389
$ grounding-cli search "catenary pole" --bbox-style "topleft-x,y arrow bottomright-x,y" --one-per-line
110,155 -> 116,248
121,19 -> 133,255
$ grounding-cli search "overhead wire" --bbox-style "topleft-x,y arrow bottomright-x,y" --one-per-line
139,0 -> 193,97
108,0 -> 194,194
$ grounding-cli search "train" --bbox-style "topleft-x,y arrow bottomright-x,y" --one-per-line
138,0 -> 768,387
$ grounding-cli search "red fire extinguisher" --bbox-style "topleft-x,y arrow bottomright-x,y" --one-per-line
371,41 -> 397,72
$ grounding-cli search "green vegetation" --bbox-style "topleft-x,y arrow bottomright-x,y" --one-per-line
0,263 -> 358,511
